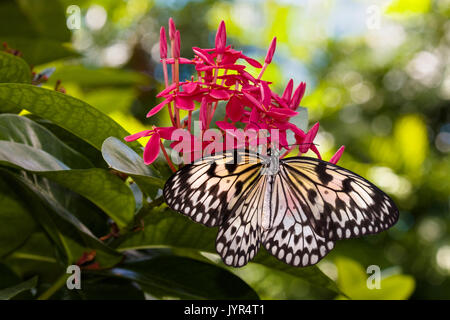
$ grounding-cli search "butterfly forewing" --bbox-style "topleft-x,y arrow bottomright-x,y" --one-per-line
281,157 -> 399,240
163,149 -> 265,228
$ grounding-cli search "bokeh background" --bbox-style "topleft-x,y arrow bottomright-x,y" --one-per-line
2,0 -> 449,299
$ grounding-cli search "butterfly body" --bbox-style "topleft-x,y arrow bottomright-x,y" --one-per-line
163,149 -> 399,267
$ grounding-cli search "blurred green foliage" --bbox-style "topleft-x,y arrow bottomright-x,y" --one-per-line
0,0 -> 448,300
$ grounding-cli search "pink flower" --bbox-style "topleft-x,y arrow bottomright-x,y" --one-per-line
124,127 -> 176,165
330,146 -> 345,164
125,19 -> 342,170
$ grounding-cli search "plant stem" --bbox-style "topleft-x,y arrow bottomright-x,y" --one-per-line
37,272 -> 69,300
257,63 -> 268,80
160,140 -> 176,172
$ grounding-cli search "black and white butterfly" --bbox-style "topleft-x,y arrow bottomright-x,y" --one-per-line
163,148 -> 399,267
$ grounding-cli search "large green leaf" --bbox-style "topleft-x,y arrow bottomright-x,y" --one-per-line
48,65 -> 150,88
116,206 -> 341,295
0,37 -> 79,66
0,84 -> 140,152
16,0 -> 71,42
4,232 -> 60,286
0,1 -> 76,66
0,52 -> 31,84
0,276 -> 37,300
2,169 -> 122,268
335,257 -> 415,300
0,141 -> 135,229
0,114 -> 93,169
102,137 -> 164,196
97,254 -> 259,300
0,178 -> 37,258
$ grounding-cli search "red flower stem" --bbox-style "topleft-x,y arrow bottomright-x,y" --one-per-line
188,110 -> 192,132
208,69 -> 228,127
161,60 -> 176,126
160,140 -> 177,172
174,58 -> 181,128
162,59 -> 169,87
280,148 -> 291,159
257,63 -> 268,80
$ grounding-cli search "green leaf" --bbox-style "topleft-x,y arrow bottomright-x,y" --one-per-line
0,141 -> 135,229
2,170 -> 122,268
0,84 -> 140,153
16,0 -> 71,42
54,276 -> 146,300
48,65 -> 150,88
97,254 -> 259,300
0,52 -> 31,84
102,137 -> 164,195
116,206 -> 340,295
0,178 -> 37,258
0,1 -> 75,65
0,114 -> 93,169
335,257 -> 415,300
28,116 -> 106,169
0,37 -> 79,66
0,276 -> 37,300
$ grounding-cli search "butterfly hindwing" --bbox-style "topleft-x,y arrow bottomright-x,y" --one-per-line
262,170 -> 335,266
281,157 -> 399,240
216,173 -> 267,267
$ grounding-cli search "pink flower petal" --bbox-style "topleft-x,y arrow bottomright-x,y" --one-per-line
249,107 -> 260,124
160,27 -> 167,59
143,133 -> 161,165
174,96 -> 195,110
164,58 -> 194,64
216,121 -> 237,132
146,97 -> 173,117
173,30 -> 180,58
218,64 -> 246,71
210,89 -> 231,100
299,122 -> 319,153
124,130 -> 152,142
260,81 -> 272,108
264,37 -> 277,64
193,47 -> 215,65
156,82 -> 177,98
226,95 -> 243,122
155,126 -> 177,140
282,79 -> 294,102
199,97 -> 209,129
266,108 -> 298,119
290,82 -> 306,110
330,145 -> 345,164
243,92 -> 264,111
240,55 -> 262,68
182,82 -> 198,94
310,144 -> 322,159
215,20 -> 227,53
168,18 -> 176,40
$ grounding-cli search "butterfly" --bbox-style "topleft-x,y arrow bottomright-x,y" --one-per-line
163,148 -> 399,267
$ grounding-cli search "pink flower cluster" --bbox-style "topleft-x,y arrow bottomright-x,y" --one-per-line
125,19 -> 345,170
